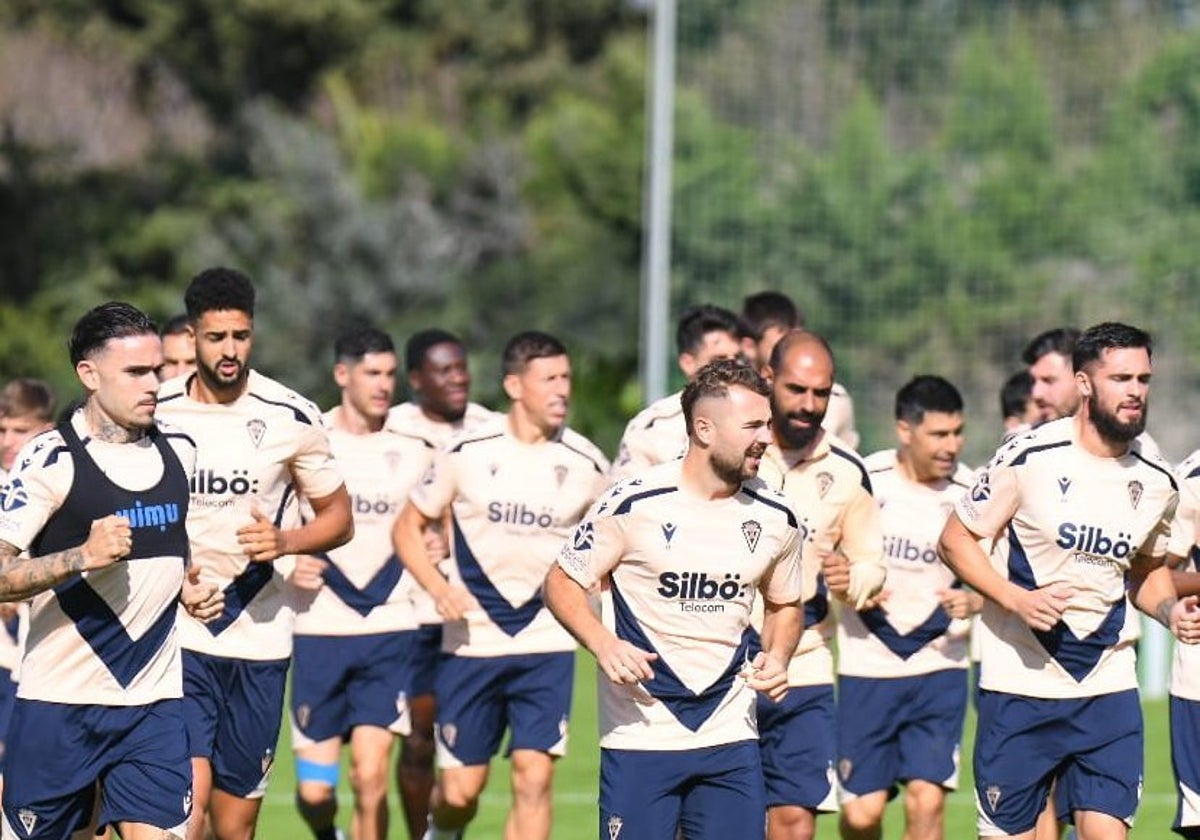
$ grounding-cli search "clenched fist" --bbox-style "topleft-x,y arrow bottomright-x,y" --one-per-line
83,515 -> 133,570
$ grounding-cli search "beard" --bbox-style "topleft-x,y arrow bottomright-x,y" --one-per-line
772,405 -> 825,451
1089,390 -> 1146,444
710,444 -> 763,487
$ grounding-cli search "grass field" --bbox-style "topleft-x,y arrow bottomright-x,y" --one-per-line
254,656 -> 1180,839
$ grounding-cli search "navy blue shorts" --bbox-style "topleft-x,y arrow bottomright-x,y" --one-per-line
837,669 -> 967,798
182,650 -> 289,799
1171,695 -> 1200,837
2,697 -> 191,838
600,742 -> 765,840
291,631 -> 414,744
0,668 -> 15,775
409,624 -> 443,699
757,684 -> 837,811
974,688 -> 1141,836
435,652 -> 573,768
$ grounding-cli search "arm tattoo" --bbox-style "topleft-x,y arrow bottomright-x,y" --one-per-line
0,539 -> 88,602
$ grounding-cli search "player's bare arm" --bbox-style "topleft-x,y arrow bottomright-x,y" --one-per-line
237,484 -> 353,562
392,499 -> 477,620
0,514 -> 131,602
1129,550 -> 1200,643
749,595 -> 801,702
543,565 -> 656,685
938,510 -> 1073,632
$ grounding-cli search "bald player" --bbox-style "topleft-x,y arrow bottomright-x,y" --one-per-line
609,305 -> 742,483
755,330 -> 886,840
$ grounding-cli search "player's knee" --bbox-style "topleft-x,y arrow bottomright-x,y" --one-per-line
295,759 -> 341,814
438,773 -> 484,811
903,783 -> 944,819
840,798 -> 884,832
350,761 -> 389,803
510,752 -> 554,800
768,804 -> 816,840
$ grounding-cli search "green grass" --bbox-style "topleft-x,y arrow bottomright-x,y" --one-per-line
254,657 -> 1178,839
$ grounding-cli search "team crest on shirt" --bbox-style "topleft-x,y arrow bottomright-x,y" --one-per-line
0,478 -> 28,512
488,463 -> 499,477
986,784 -> 1002,812
661,522 -> 677,547
246,418 -> 267,448
741,520 -> 762,553
607,815 -> 624,839
1128,480 -> 1144,510
1058,476 -> 1072,497
17,808 -> 36,834
816,471 -> 834,500
554,465 -> 568,488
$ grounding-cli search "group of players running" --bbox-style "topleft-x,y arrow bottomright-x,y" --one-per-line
0,272 -> 1198,840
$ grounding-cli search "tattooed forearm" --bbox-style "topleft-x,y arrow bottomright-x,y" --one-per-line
0,541 -> 89,602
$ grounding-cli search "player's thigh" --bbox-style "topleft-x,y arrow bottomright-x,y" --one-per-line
504,652 -> 574,757
599,748 -> 686,840
181,651 -> 221,760
408,624 -> 442,703
435,655 -> 508,768
290,635 -> 353,748
679,742 -> 766,840
1056,690 -> 1142,830
1171,695 -> 1200,837
346,630 -> 415,738
759,684 -> 837,811
896,669 -> 968,790
836,675 -> 905,800
210,657 -> 289,800
99,699 -> 192,835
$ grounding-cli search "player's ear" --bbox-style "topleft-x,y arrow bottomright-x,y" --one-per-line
761,364 -> 775,386
333,362 -> 350,389
693,412 -> 716,446
1075,369 -> 1092,398
896,419 -> 912,447
76,358 -> 99,391
502,372 -> 522,402
678,352 -> 697,379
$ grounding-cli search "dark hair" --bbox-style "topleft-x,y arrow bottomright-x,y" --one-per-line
681,358 -> 769,437
68,301 -> 158,365
895,375 -> 964,425
741,291 -> 803,339
0,378 -> 56,422
335,326 -> 395,364
502,331 -> 567,375
676,304 -> 741,356
1021,327 -> 1080,366
405,328 -> 464,373
1073,322 -> 1152,373
161,313 -> 190,338
184,267 -> 256,322
1000,370 -> 1033,420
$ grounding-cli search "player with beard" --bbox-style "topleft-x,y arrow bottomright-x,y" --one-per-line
940,322 -> 1200,840
156,268 -> 353,840
754,330 -> 886,840
386,330 -> 494,840
1023,329 -> 1081,425
545,358 -> 804,840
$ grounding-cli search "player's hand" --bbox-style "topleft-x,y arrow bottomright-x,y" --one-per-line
858,589 -> 891,611
423,525 -> 449,561
237,506 -> 287,563
290,555 -> 328,592
820,551 -> 851,600
181,566 -> 224,623
1011,581 -> 1073,631
595,636 -> 657,685
938,588 -> 972,619
1170,596 -> 1200,645
743,651 -> 788,703
83,515 -> 133,570
435,584 -> 479,622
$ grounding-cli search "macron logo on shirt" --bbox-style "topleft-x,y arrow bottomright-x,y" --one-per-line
115,500 -> 182,532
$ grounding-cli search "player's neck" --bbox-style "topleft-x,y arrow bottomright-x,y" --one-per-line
82,400 -> 146,444
772,428 -> 823,463
680,452 -> 740,500
333,403 -> 383,435
506,407 -> 557,444
418,402 -> 461,427
1075,411 -> 1131,458
188,369 -> 248,405
895,449 -> 946,489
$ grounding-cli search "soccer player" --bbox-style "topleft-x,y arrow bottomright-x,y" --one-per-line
1166,451 -> 1200,839
609,304 -> 742,482
290,326 -> 431,840
1000,370 -> 1037,442
0,301 -> 221,840
939,322 -> 1200,840
393,331 -> 608,840
755,330 -> 886,840
837,376 -> 978,840
156,268 -> 353,840
159,314 -> 197,382
386,328 -> 494,840
545,358 -> 805,840
1023,328 -> 1081,425
740,291 -> 859,449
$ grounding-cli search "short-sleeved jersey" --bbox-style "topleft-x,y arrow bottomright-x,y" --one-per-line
838,450 -> 974,678
956,417 -> 1178,698
611,385 -> 859,482
757,433 -> 885,687
157,370 -> 345,661
386,400 -> 496,625
292,409 -> 432,636
557,461 -> 803,751
409,415 -> 609,657
1170,450 -> 1200,701
0,465 -> 18,674
0,412 -> 196,705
